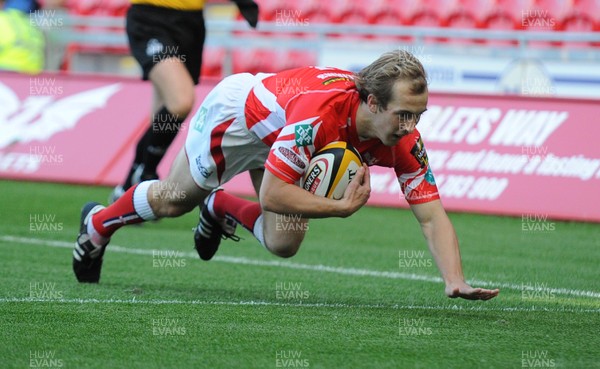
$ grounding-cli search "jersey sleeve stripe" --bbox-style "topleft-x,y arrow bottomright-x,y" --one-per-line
253,80 -> 286,118
265,159 -> 297,184
249,117 -> 285,140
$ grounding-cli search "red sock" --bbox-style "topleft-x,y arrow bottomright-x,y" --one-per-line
92,185 -> 145,238
212,191 -> 262,232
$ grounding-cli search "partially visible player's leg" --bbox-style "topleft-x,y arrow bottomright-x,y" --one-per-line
203,189 -> 308,258
95,148 -> 206,238
193,147 -> 306,258
147,147 -> 209,218
150,58 -> 195,117
115,59 -> 195,200
188,73 -> 272,260
74,148 -> 208,283
115,4 -> 204,201
191,159 -> 268,261
231,167 -> 307,257
261,211 -> 308,257
138,57 -> 195,181
119,89 -> 166,192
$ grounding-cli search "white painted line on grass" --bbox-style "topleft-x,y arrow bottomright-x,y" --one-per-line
0,296 -> 599,313
2,235 -> 600,299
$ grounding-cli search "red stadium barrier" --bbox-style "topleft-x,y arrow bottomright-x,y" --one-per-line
1,71 -> 598,222
0,71 -> 256,196
371,92 -> 600,223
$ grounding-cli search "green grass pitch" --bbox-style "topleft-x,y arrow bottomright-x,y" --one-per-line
1,179 -> 598,368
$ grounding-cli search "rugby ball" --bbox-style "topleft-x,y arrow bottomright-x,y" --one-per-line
300,141 -> 363,199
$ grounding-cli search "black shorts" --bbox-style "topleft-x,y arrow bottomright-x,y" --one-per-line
126,4 -> 205,84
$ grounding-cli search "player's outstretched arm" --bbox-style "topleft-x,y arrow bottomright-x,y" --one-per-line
260,165 -> 371,218
409,200 -> 500,301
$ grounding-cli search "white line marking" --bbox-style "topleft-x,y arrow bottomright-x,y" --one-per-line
1,297 -> 599,313
2,235 -> 600,299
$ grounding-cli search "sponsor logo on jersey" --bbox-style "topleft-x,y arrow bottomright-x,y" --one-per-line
294,124 -> 313,147
146,38 -> 163,56
278,147 -> 306,169
425,167 -> 436,185
322,77 -> 352,85
410,136 -> 429,168
316,72 -> 354,80
195,155 -> 213,178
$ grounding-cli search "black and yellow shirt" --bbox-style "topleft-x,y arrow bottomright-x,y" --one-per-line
130,0 -> 205,11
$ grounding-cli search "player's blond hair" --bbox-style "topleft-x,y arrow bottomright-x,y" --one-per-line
354,50 -> 428,110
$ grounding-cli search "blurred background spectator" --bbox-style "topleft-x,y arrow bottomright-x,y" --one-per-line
0,0 -> 45,73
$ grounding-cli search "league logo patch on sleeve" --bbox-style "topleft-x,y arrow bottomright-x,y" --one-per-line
192,106 -> 207,133
410,136 -> 429,168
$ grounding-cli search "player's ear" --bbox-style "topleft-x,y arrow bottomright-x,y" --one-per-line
367,94 -> 379,113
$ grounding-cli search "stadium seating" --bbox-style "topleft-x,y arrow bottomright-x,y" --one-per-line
561,0 -> 599,29
201,46 -> 225,78
521,0 -> 561,48
68,0 -> 129,16
62,0 -> 600,32
368,7 -> 406,42
68,0 -> 99,15
231,46 -> 317,75
560,0 -> 599,47
105,0 -> 129,16
60,0 -> 130,72
58,0 -> 599,77
293,0 -> 331,25
440,0 -> 485,44
405,0 -> 444,27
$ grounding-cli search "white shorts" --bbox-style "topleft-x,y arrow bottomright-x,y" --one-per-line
185,73 -> 271,190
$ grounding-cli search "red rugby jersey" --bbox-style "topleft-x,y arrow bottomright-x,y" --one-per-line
244,66 -> 439,205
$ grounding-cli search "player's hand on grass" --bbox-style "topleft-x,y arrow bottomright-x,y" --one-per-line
445,280 -> 499,301
339,164 -> 371,217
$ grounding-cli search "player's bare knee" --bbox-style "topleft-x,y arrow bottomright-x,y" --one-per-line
266,242 -> 300,258
263,234 -> 304,258
166,94 -> 194,118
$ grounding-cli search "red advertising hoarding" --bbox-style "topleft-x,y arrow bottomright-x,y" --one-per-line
1,72 -> 598,222
367,93 -> 600,222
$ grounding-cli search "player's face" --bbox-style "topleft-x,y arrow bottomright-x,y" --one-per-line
370,80 -> 428,146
